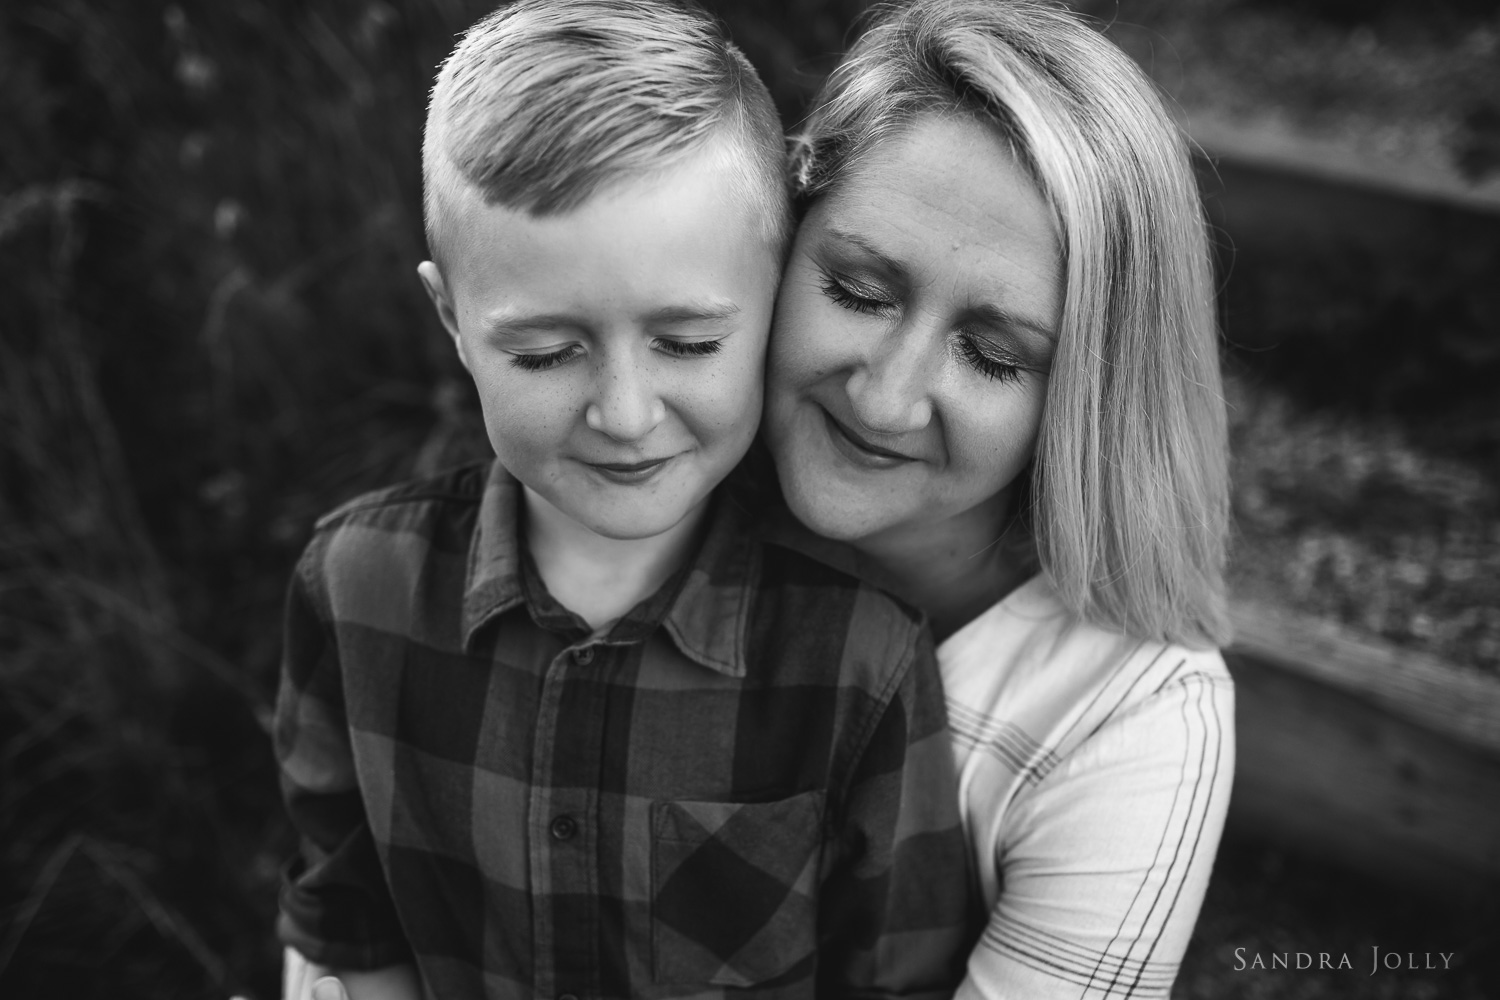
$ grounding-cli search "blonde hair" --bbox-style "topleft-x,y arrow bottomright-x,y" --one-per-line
792,0 -> 1230,648
423,0 -> 789,272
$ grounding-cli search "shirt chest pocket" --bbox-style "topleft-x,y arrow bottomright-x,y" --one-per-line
650,789 -> 827,988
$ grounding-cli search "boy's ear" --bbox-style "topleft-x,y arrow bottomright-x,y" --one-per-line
417,261 -> 470,372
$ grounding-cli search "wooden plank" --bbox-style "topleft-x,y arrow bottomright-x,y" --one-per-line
1186,112 -> 1500,216
1228,601 -> 1500,757
1225,650 -> 1500,898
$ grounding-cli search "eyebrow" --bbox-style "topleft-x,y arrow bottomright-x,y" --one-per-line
823,227 -> 906,276
645,302 -> 741,326
824,227 -> 1059,345
479,312 -> 575,338
479,300 -> 741,338
965,302 -> 1059,345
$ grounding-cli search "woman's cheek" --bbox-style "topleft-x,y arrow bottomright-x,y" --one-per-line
794,304 -> 859,384
771,265 -> 828,359
769,317 -> 819,390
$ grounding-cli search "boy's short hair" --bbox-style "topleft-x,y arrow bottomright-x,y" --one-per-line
423,0 -> 790,273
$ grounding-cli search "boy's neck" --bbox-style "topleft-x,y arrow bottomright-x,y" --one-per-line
523,485 -> 710,637
854,489 -> 1030,644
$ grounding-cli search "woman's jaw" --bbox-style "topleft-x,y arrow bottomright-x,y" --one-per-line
772,426 -> 1030,640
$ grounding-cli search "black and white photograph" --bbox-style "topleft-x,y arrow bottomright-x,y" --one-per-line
1,1 -> 1497,998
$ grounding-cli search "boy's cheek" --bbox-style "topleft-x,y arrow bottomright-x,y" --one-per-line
485,435 -> 561,488
707,390 -> 764,438
474,397 -> 565,466
701,357 -> 767,425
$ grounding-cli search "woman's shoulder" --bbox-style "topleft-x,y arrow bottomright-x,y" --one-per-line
938,573 -> 1232,768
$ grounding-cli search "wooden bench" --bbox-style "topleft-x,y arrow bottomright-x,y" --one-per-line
1225,601 -> 1500,898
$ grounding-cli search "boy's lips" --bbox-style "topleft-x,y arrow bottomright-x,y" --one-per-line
582,455 -> 674,484
820,407 -> 918,469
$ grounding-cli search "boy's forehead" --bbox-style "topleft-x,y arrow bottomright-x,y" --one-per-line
444,154 -> 775,277
438,151 -> 781,326
434,139 -> 782,274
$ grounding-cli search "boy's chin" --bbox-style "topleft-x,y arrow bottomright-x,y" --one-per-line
576,508 -> 699,541
534,487 -> 710,543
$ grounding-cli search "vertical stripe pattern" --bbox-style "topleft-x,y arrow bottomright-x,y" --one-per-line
939,576 -> 1235,1000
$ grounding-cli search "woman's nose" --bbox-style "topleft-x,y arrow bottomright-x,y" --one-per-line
584,355 -> 667,442
844,326 -> 934,434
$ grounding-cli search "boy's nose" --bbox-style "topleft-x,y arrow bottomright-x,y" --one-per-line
845,326 -> 934,434
584,363 -> 666,442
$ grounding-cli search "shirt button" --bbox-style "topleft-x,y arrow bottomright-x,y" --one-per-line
574,646 -> 594,665
550,815 -> 578,842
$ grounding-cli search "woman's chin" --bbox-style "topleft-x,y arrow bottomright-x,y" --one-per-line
776,467 -> 893,546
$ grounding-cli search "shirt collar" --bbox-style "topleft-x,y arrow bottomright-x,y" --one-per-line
461,460 -> 527,646
461,460 -> 755,677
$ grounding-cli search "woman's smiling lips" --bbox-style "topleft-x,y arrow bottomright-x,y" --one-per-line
819,406 -> 919,469
581,455 -> 675,484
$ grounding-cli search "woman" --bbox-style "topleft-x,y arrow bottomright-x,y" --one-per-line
765,1 -> 1235,997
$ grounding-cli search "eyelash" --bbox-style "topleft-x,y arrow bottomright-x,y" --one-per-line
655,338 -> 723,358
821,275 -> 891,315
509,345 -> 584,371
823,273 -> 1024,384
507,338 -> 723,371
957,337 -> 1022,383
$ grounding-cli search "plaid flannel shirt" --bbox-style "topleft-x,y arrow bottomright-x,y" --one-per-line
275,459 -> 975,1000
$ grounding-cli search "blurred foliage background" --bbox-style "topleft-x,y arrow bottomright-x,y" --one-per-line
1,1 -> 1497,998
1090,0 -> 1500,674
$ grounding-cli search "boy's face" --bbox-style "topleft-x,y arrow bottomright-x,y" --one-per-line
420,147 -> 778,541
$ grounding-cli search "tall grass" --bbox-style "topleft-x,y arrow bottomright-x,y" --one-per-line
0,2 -> 864,996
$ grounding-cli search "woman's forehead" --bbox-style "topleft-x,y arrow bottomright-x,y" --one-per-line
804,115 -> 1063,322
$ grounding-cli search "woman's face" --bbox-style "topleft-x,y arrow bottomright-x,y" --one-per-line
766,114 -> 1063,550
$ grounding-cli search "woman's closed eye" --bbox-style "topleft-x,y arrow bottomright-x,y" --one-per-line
820,270 -> 896,316
955,335 -> 1024,383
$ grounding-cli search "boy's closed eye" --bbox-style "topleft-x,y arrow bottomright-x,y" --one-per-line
654,337 -> 724,358
506,336 -> 728,371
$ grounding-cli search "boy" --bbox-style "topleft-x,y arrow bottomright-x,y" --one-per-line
274,2 -> 973,998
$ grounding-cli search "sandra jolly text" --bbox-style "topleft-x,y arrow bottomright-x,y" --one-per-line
1233,948 -> 1456,975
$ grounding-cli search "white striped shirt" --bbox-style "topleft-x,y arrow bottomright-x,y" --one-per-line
941,575 -> 1234,1000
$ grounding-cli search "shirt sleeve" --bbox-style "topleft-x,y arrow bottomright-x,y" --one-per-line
957,668 -> 1234,1000
274,540 -> 413,970
818,628 -> 980,1000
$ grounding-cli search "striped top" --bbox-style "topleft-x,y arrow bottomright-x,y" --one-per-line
940,575 -> 1235,1000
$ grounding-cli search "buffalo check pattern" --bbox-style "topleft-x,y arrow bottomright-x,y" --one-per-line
274,460 -> 975,1000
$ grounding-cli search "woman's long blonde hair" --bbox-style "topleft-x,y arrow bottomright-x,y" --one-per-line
791,0 -> 1231,648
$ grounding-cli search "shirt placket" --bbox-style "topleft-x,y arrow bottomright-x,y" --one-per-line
528,639 -> 606,1000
